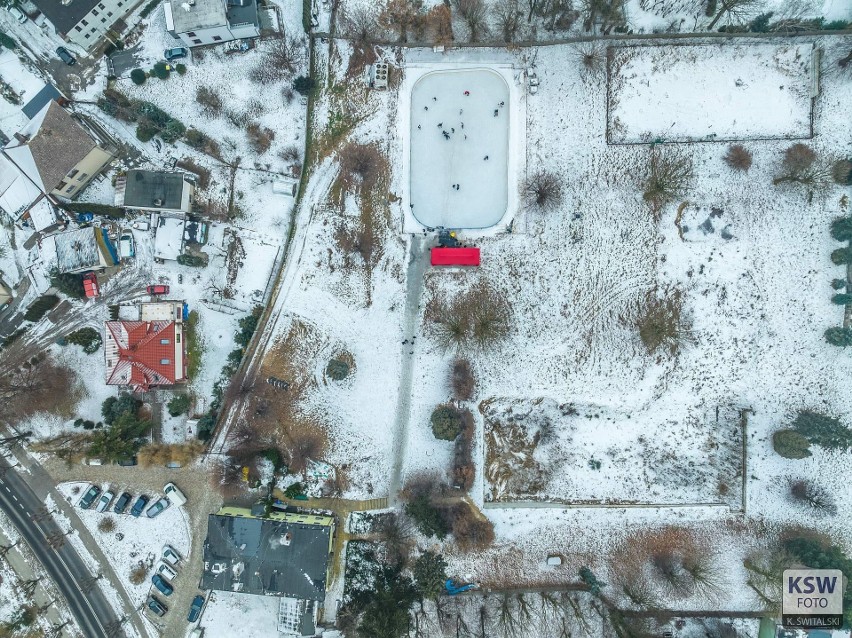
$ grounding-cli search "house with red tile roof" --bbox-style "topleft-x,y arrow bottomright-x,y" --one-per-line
104,301 -> 186,390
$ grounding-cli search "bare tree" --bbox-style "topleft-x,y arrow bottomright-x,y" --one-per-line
572,42 -> 606,77
522,170 -> 564,213
495,0 -> 524,42
707,0 -> 759,30
341,5 -> 380,42
449,358 -> 476,401
453,0 -> 489,41
581,0 -> 625,33
789,478 -> 837,515
379,0 -> 424,42
339,142 -> 384,191
773,143 -> 831,186
642,148 -> 694,216
375,512 -> 415,567
249,34 -> 305,83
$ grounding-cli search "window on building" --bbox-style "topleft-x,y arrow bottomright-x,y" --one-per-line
176,334 -> 181,343
77,173 -> 88,182
160,359 -> 170,365
66,184 -> 75,193
107,11 -> 113,16
101,17 -> 106,22
67,169 -> 78,178
98,2 -> 105,7
75,25 -> 82,32
212,36 -> 222,41
160,339 -> 170,345
81,19 -> 88,25
186,31 -> 196,37
56,181 -> 67,190
192,39 -> 201,44
92,9 -> 98,15
85,34 -> 91,39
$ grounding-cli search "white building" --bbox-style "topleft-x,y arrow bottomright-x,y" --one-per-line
32,0 -> 142,50
164,0 -> 260,48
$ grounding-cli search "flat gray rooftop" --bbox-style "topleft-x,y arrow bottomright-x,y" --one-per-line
123,170 -> 185,210
171,0 -> 226,32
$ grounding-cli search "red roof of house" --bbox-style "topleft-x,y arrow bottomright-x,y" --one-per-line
431,247 -> 480,266
104,320 -> 184,389
82,274 -> 99,298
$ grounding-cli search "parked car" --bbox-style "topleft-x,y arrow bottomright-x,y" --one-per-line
116,456 -> 137,466
162,545 -> 181,567
163,482 -> 186,506
157,562 -> 177,581
152,574 -> 174,596
132,219 -> 150,231
147,595 -> 168,617
56,47 -> 76,66
130,495 -> 149,517
78,485 -> 101,509
8,7 -> 27,23
163,47 -> 188,61
187,594 -> 204,623
189,629 -> 203,638
145,497 -> 170,518
95,491 -> 114,513
82,272 -> 100,299
119,230 -> 135,259
146,284 -> 170,295
76,212 -> 94,223
113,492 -> 132,514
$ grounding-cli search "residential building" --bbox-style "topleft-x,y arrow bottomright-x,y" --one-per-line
21,85 -> 65,121
33,0 -> 141,50
164,0 -> 261,48
49,226 -> 119,274
104,301 -> 187,390
2,101 -> 114,203
116,170 -> 194,213
202,505 -> 335,635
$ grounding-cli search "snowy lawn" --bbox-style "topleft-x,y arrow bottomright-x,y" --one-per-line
199,591 -> 283,638
607,43 -> 814,143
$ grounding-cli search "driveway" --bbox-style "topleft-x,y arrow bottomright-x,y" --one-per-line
109,44 -> 142,79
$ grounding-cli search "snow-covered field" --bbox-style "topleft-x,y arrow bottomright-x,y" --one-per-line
608,43 -> 815,143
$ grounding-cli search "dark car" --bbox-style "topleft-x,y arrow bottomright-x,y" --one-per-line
130,495 -> 149,517
152,574 -> 174,597
76,212 -> 94,223
146,285 -> 170,295
147,595 -> 168,617
78,485 -> 101,509
113,492 -> 132,514
56,47 -> 76,66
163,47 -> 188,61
187,594 -> 204,622
116,456 -> 138,466
145,497 -> 171,518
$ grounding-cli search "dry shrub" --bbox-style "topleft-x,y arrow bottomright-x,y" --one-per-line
0,353 -> 76,425
723,144 -> 753,171
175,158 -> 212,189
375,512 -> 415,567
249,35 -> 305,83
495,0 -> 523,42
282,419 -> 327,476
572,42 -> 606,76
522,170 -> 564,213
642,148 -> 694,217
339,142 -> 383,191
453,0 -> 487,41
279,145 -> 300,163
97,517 -> 116,533
832,159 -> 852,185
788,478 -> 837,515
246,122 -> 275,155
452,412 -> 475,491
429,281 -> 511,352
209,455 -> 247,500
424,4 -> 453,44
773,143 -> 830,186
138,441 -> 204,467
129,563 -> 149,586
378,0 -> 424,42
449,358 -> 475,401
448,501 -> 494,551
195,86 -> 223,117
635,287 -> 690,357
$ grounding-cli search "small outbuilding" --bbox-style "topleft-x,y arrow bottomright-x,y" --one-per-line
431,246 -> 480,267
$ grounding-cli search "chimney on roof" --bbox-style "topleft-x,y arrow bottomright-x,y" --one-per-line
13,132 -> 29,144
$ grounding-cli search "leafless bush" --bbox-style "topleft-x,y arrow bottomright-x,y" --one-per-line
225,109 -> 250,129
789,478 -> 837,515
572,42 -> 606,77
453,0 -> 488,41
452,411 -> 475,490
0,353 -> 75,425
246,122 -> 275,154
832,159 -> 852,185
279,145 -> 301,164
424,4 -> 454,44
642,148 -> 694,216
379,0 -> 424,42
707,0 -> 760,29
581,0 -> 626,33
195,86 -> 223,117
249,35 -> 305,83
209,455 -> 247,499
494,0 -> 523,42
635,287 -> 691,357
341,5 -> 380,42
283,421 -> 327,476
535,0 -> 580,31
448,501 -> 494,551
449,358 -> 475,401
129,563 -> 149,585
97,517 -> 116,533
743,548 -> 789,611
339,142 -> 383,191
430,281 -> 511,352
282,86 -> 295,104
522,170 -> 564,213
723,144 -> 752,171
773,143 -> 830,186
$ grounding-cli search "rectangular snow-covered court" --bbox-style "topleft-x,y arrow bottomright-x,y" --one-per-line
607,43 -> 814,144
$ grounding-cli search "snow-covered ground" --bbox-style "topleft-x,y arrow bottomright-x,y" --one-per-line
608,43 -> 814,143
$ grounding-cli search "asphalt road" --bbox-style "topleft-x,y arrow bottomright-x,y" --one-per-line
0,457 -> 124,638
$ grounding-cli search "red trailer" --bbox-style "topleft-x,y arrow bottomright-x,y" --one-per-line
83,272 -> 100,298
430,247 -> 480,266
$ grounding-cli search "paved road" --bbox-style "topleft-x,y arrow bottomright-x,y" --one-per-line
0,457 -> 123,638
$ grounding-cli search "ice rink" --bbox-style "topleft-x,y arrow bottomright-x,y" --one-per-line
409,68 -> 510,229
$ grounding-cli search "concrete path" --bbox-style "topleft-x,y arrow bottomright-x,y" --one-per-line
388,235 -> 429,504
